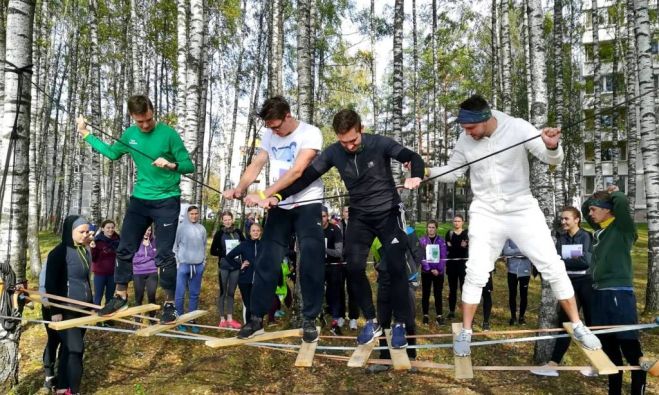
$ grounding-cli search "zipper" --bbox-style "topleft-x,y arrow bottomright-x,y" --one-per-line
353,154 -> 359,176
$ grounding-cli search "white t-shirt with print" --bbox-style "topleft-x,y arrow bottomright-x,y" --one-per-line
259,121 -> 324,209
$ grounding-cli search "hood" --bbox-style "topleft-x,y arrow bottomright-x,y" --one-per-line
62,215 -> 87,247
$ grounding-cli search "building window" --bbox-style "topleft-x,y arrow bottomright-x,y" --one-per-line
602,74 -> 614,92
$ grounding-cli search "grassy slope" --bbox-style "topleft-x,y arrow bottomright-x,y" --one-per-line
13,228 -> 658,395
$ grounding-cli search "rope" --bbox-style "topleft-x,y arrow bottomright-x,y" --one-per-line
278,87 -> 659,207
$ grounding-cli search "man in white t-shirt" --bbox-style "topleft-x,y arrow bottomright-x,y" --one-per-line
428,94 -> 601,357
223,96 -> 324,343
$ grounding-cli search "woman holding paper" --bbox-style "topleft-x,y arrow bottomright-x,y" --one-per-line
419,220 -> 448,325
531,206 -> 594,377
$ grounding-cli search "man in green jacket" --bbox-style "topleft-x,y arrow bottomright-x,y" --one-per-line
77,95 -> 194,324
582,185 -> 646,394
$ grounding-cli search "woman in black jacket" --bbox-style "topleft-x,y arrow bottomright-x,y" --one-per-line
225,223 -> 262,324
44,215 -> 93,395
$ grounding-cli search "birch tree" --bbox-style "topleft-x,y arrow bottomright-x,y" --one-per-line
500,0 -> 512,113
592,0 -> 603,191
624,0 -> 638,212
89,0 -> 103,224
391,0 -> 404,182
267,0 -> 284,96
526,0 -> 558,364
0,0 -> 35,388
297,0 -> 313,122
633,0 -> 659,312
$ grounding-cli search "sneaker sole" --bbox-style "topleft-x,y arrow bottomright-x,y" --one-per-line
237,328 -> 265,340
99,303 -> 128,317
530,370 -> 559,377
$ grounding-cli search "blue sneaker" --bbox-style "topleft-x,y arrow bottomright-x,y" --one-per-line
391,323 -> 408,349
274,309 -> 285,318
176,325 -> 187,332
190,324 -> 200,334
357,320 -> 382,345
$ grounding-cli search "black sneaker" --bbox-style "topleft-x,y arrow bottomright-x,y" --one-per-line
97,295 -> 127,317
237,316 -> 264,339
422,315 -> 429,325
509,317 -> 517,326
436,315 -> 445,325
518,317 -> 526,325
160,302 -> 178,324
482,321 -> 490,331
447,311 -> 455,319
43,376 -> 56,391
302,319 -> 319,343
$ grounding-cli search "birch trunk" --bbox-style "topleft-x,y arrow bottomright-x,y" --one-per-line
592,0 -> 604,190
392,0 -> 404,182
0,0 -> 35,389
176,0 -> 188,132
625,0 -> 638,212
527,0 -> 558,364
370,0 -> 377,130
297,0 -> 312,122
89,0 -> 103,223
633,0 -> 659,312
500,0 -> 512,113
267,0 -> 284,96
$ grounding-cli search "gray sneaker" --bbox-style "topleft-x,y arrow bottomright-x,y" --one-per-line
453,328 -> 472,356
573,324 -> 602,350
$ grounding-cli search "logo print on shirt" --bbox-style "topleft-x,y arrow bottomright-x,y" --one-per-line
367,161 -> 374,168
271,142 -> 298,163
391,238 -> 399,244
129,139 -> 138,145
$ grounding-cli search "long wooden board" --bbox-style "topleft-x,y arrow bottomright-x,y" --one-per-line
347,341 -> 377,367
384,329 -> 411,370
294,326 -> 320,367
49,304 -> 161,330
135,310 -> 207,337
205,328 -> 302,348
452,323 -> 474,379
563,322 -> 618,375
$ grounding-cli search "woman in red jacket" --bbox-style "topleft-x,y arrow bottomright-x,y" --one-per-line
91,220 -> 120,306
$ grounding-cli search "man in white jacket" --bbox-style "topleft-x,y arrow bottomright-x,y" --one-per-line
428,95 -> 601,356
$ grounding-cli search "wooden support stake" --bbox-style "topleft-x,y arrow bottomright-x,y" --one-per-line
563,322 -> 618,375
452,322 -> 474,379
135,310 -> 208,337
384,329 -> 411,370
205,329 -> 302,348
48,304 -> 161,331
295,326 -> 320,367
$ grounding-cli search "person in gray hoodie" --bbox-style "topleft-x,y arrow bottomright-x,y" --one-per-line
173,205 -> 207,331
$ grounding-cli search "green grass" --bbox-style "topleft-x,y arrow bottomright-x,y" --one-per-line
13,227 -> 658,394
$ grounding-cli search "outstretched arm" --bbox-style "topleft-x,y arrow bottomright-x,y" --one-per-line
223,150 -> 269,200
78,115 -> 128,161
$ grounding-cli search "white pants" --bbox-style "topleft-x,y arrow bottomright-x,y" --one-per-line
462,196 -> 575,304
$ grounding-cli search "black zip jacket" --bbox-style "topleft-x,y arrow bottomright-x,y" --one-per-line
225,238 -> 261,284
555,228 -> 593,273
210,227 -> 245,270
45,215 -> 93,315
278,133 -> 425,214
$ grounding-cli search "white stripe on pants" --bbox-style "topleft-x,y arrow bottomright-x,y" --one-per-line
461,196 -> 575,304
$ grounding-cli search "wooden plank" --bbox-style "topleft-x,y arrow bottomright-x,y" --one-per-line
135,310 -> 208,337
563,322 -> 618,375
48,304 -> 161,330
205,328 -> 302,348
640,357 -> 659,377
347,341 -> 377,367
295,326 -> 320,367
452,323 -> 474,379
384,329 -> 411,370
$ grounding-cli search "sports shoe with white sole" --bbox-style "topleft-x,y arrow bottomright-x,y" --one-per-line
453,328 -> 472,356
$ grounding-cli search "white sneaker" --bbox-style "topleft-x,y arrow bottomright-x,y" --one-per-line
573,324 -> 602,351
337,317 -> 345,328
580,367 -> 598,377
530,363 -> 559,377
453,328 -> 472,356
349,319 -> 358,330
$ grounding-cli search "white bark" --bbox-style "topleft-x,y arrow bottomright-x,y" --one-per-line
176,0 -> 188,131
297,0 -> 312,122
267,0 -> 283,96
0,0 -> 35,389
392,0 -> 404,182
500,0 -> 512,113
633,0 -> 659,312
592,0 -> 604,190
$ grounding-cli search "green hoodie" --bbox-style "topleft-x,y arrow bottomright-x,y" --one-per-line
84,122 -> 194,200
581,191 -> 636,289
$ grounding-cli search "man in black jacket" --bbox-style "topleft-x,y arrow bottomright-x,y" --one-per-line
257,109 -> 424,348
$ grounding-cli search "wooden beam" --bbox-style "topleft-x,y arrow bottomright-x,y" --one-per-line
205,329 -> 302,348
347,341 -> 377,367
135,310 -> 208,337
294,326 -> 320,367
384,329 -> 411,370
563,322 -> 618,375
48,304 -> 161,330
452,322 -> 474,379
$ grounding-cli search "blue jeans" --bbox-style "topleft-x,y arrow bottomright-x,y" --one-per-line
175,263 -> 205,316
93,274 -> 115,305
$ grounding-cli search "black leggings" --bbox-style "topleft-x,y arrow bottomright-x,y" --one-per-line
446,264 -> 465,313
134,273 -> 158,315
551,275 -> 593,363
601,335 -> 646,395
482,274 -> 493,322
421,271 -> 444,316
376,270 -> 417,359
238,283 -> 253,322
57,313 -> 86,393
506,273 -> 530,320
